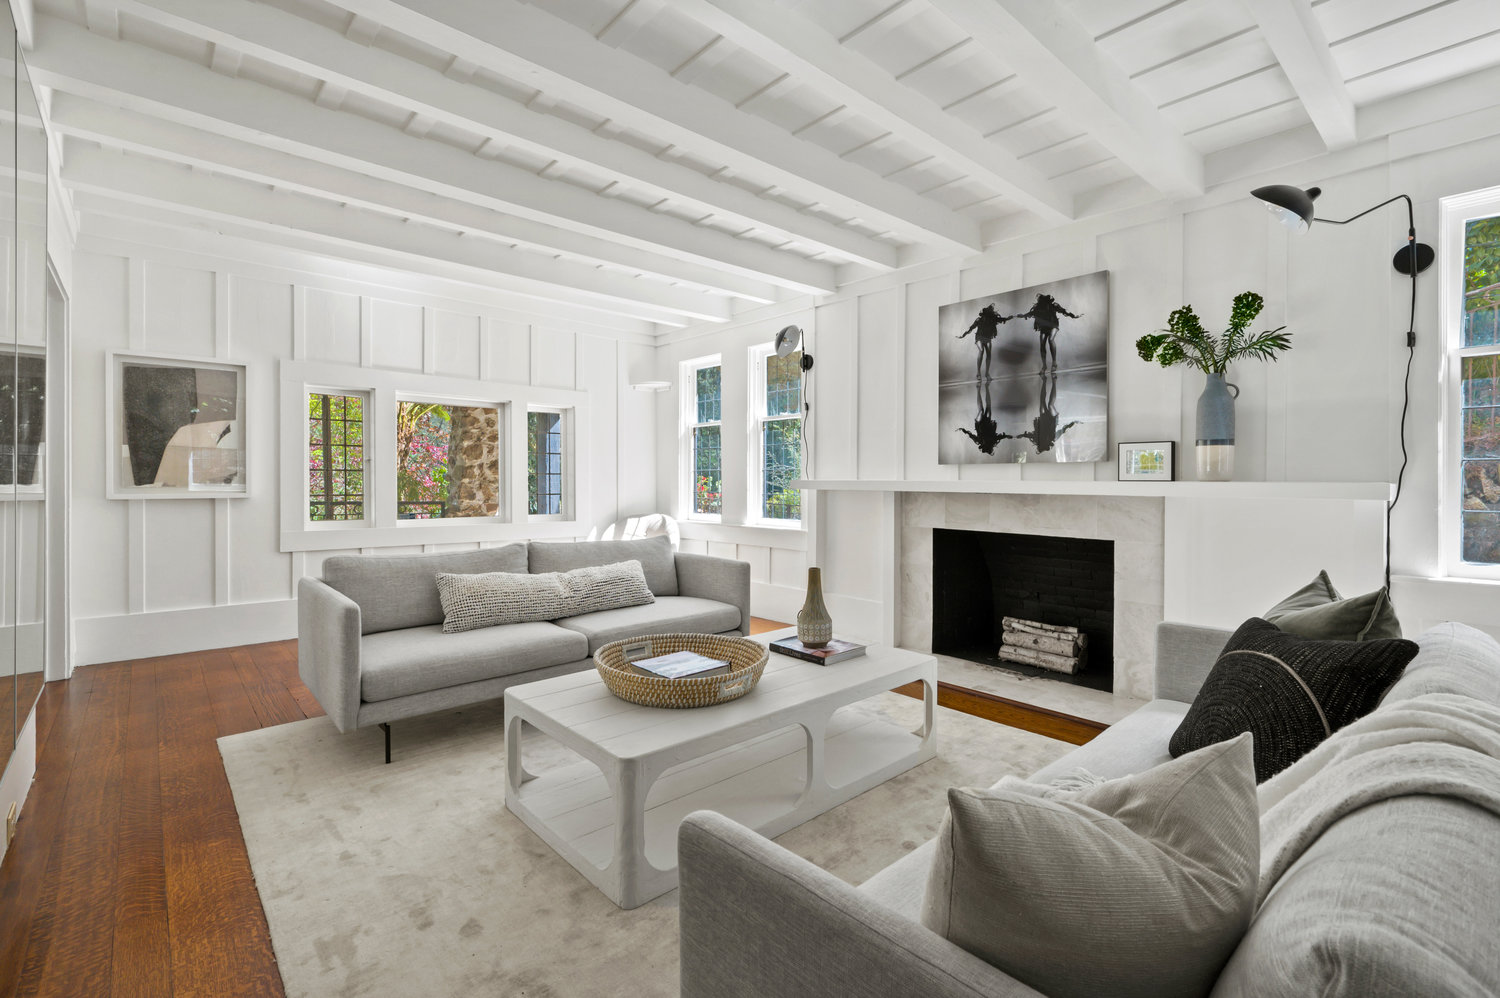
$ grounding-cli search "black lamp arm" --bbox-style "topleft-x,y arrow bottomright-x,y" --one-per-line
1314,193 -> 1416,240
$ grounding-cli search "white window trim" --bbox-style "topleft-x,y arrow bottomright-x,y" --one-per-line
747,342 -> 804,528
1439,184 -> 1500,579
526,404 -> 574,522
305,385 -> 372,530
680,354 -> 723,523
279,360 -> 589,552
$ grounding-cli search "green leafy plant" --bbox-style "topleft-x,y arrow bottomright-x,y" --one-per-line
1135,291 -> 1292,375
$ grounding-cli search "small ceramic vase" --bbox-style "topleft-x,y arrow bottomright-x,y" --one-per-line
797,567 -> 833,648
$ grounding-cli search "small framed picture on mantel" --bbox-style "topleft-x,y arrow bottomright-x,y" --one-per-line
1117,441 -> 1176,482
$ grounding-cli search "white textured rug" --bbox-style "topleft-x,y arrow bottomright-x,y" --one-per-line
219,691 -> 1071,998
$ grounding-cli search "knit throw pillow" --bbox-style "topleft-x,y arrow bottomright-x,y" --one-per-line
1169,617 -> 1417,781
920,735 -> 1260,998
435,560 -> 655,633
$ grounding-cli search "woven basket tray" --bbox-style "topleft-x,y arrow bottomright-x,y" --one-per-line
594,633 -> 769,709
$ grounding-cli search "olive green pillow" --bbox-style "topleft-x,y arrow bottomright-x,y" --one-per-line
1263,571 -> 1402,641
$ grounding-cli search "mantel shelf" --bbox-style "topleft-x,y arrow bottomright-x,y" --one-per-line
793,479 -> 1396,502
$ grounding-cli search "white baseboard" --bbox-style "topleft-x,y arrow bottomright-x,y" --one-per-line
752,582 -> 885,644
0,706 -> 37,868
73,598 -> 299,666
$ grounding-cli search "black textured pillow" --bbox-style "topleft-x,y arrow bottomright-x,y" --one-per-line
1169,618 -> 1418,782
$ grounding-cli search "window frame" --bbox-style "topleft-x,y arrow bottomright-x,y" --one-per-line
748,342 -> 804,528
305,386 -> 371,530
1440,185 -> 1500,578
681,354 -> 723,523
526,405 -> 573,522
279,360 -> 587,552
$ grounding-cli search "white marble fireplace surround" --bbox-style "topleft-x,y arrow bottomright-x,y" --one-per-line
898,492 -> 1164,701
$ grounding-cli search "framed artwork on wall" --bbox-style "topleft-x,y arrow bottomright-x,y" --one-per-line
1118,441 -> 1176,482
937,270 -> 1110,465
106,351 -> 249,499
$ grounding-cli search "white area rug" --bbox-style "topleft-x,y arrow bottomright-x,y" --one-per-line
219,692 -> 1071,997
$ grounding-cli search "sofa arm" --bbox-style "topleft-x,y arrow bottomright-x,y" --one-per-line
678,811 -> 1047,998
297,577 -> 362,733
675,553 -> 751,634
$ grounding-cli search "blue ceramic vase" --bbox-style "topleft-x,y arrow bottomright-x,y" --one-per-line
1196,373 -> 1239,481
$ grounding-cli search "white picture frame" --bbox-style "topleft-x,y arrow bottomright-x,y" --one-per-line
1117,441 -> 1176,482
106,351 -> 249,499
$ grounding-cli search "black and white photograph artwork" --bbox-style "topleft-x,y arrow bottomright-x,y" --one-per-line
938,271 -> 1109,465
109,353 -> 248,497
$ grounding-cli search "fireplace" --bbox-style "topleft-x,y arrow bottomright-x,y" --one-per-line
931,527 -> 1115,692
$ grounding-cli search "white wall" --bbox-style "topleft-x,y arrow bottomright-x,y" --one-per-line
656,128 -> 1500,635
69,236 -> 656,665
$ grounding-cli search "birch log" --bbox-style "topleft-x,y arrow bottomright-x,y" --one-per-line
997,645 -> 1082,674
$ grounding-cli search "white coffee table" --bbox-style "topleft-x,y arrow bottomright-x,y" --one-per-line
503,631 -> 937,908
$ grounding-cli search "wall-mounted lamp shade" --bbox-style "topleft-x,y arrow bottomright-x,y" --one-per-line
1251,184 -> 1321,232
630,380 -> 671,392
775,325 -> 803,358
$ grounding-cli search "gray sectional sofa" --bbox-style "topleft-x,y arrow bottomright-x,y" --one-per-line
680,620 -> 1500,997
297,535 -> 749,759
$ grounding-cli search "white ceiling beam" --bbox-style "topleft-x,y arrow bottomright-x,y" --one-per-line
1242,0 -> 1357,151
596,0 -> 666,48
49,92 -> 782,303
684,0 -> 1074,222
927,0 -> 1205,200
64,146 -> 732,325
324,0 -> 984,254
28,15 -> 838,296
110,0 -> 895,270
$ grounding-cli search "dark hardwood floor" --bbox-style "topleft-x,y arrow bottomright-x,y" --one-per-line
0,617 -> 1102,996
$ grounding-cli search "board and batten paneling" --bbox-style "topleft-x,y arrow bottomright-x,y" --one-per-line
69,245 -> 652,665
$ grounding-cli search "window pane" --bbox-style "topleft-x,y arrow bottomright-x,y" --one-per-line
528,410 -> 564,516
762,418 -> 801,520
396,401 -> 501,519
765,350 -> 801,417
693,424 -> 721,515
308,392 -> 364,521
1466,216 -> 1500,347
695,365 -> 721,423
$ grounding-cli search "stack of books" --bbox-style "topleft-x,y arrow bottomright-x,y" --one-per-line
626,650 -> 732,680
770,636 -> 866,665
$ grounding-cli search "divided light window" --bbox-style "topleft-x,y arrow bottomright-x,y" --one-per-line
308,392 -> 364,521
528,409 -> 565,516
690,363 -> 722,516
395,400 -> 501,520
758,350 -> 802,521
1460,213 -> 1500,564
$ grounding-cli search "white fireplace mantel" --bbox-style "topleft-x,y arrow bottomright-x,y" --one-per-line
795,479 -> 1395,502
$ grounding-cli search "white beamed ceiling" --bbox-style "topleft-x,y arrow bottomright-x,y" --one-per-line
27,0 -> 1500,335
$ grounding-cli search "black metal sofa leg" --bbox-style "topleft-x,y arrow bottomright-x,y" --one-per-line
380,722 -> 391,764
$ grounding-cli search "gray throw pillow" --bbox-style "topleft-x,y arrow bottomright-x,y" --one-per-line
1263,570 -> 1402,641
436,560 -> 654,633
921,734 -> 1259,998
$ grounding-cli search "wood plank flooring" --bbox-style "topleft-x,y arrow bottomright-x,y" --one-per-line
0,618 -> 1104,996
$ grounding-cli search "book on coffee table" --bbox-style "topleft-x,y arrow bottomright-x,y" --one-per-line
770,636 -> 866,665
626,649 -> 733,680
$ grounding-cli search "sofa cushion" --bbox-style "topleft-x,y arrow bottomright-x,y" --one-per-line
1264,569 -> 1341,616
359,621 -> 587,702
1028,699 -> 1189,784
553,596 -> 740,654
528,535 -> 678,596
920,734 -> 1259,998
1170,618 -> 1417,782
323,544 -> 529,635
1381,621 -> 1500,707
1267,588 -> 1403,642
436,561 -> 654,632
1210,796 -> 1500,998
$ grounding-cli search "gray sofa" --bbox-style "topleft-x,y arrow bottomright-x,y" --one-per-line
680,620 -> 1500,997
297,535 -> 750,759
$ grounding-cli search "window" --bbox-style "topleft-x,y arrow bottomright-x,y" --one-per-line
1458,212 -> 1500,565
528,409 -> 565,516
755,347 -> 803,522
686,360 -> 722,517
395,400 -> 500,519
308,391 -> 365,521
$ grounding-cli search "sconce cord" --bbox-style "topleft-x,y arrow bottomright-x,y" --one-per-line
1317,194 -> 1417,591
